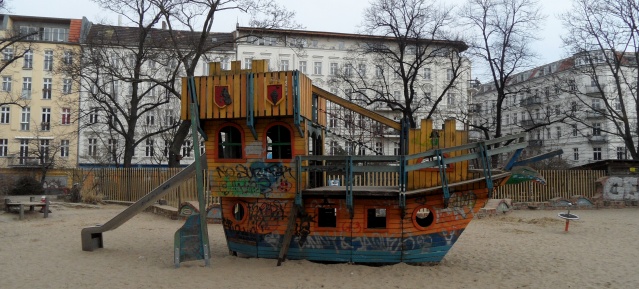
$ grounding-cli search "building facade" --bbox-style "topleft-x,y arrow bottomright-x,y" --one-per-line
470,51 -> 635,167
0,14 -> 89,169
234,27 -> 472,156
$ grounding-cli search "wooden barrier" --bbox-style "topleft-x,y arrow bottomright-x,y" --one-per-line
0,168 -> 595,207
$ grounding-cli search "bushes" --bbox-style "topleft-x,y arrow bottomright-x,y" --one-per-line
9,176 -> 44,196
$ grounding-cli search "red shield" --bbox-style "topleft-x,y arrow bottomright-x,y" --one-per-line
266,84 -> 284,106
214,85 -> 232,108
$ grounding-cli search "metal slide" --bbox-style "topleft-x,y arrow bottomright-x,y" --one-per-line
81,155 -> 206,251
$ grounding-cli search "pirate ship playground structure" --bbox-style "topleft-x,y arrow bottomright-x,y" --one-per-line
81,59 -> 540,266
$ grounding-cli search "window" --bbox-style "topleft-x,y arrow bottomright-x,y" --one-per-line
63,79 -> 72,94
513,114 -> 518,125
423,68 -> 431,80
344,64 -> 353,77
317,208 -> 337,228
329,62 -> 338,75
41,108 -> 51,131
592,123 -> 601,136
375,142 -> 383,155
266,125 -> 292,159
571,102 -> 577,113
446,69 -> 454,81
88,138 -> 97,157
617,147 -> 627,160
568,79 -> 576,92
42,27 -> 69,42
0,106 -> 9,124
329,141 -> 338,155
218,125 -> 243,159
42,78 -> 52,99
314,61 -> 322,75
164,140 -> 170,157
572,124 -> 578,136
573,148 -> 579,161
280,59 -> 289,70
111,80 -> 119,99
556,126 -> 561,139
145,139 -> 155,157
107,139 -> 117,161
592,98 -> 601,110
447,93 -> 456,105
244,57 -> 252,69
298,61 -> 307,74
60,140 -> 69,157
358,64 -> 366,76
61,108 -> 71,125
182,140 -> 192,157
88,107 -> 99,124
393,142 -> 400,155
63,50 -> 73,65
146,113 -> 155,126
0,139 -> 6,157
39,140 -> 50,164
414,207 -> 434,228
2,48 -> 13,61
164,110 -> 175,126
44,51 -> 53,71
593,147 -> 602,160
20,107 -> 30,130
19,139 -> 29,164
2,76 -> 11,91
22,77 -> 32,99
23,50 -> 33,69
367,208 -> 387,229
375,66 -> 383,78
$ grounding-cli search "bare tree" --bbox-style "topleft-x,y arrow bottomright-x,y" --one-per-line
560,0 -> 639,160
460,0 -> 545,140
331,0 -> 468,129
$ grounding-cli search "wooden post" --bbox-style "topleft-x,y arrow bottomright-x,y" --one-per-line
44,197 -> 49,218
19,204 -> 24,220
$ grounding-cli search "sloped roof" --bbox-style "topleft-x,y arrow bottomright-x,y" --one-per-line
86,24 -> 235,52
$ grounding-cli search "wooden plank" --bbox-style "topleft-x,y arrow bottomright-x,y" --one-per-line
312,86 -> 400,130
181,78 -> 188,120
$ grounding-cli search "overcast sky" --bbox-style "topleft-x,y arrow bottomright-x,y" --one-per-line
9,0 -> 573,71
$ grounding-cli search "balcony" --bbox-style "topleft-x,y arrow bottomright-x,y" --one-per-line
528,139 -> 543,147
584,85 -> 604,95
587,135 -> 608,144
6,155 -> 50,168
520,97 -> 543,107
585,109 -> 605,119
521,119 -> 536,128
468,104 -> 482,114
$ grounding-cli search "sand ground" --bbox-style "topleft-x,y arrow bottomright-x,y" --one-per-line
1,202 -> 638,289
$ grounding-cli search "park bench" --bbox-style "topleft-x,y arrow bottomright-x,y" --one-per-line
4,197 -> 51,220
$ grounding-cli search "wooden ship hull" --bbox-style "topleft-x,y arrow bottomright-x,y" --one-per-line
180,60 -> 529,265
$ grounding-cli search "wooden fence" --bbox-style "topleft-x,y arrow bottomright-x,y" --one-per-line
492,170 -> 607,202
69,168 -> 605,207
74,168 -> 219,208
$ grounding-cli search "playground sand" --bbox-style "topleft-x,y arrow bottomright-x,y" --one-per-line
1,204 -> 638,289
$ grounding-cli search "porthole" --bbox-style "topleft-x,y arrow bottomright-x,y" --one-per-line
232,203 -> 245,222
413,206 -> 434,229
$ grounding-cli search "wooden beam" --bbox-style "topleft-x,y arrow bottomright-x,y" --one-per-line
312,86 -> 401,130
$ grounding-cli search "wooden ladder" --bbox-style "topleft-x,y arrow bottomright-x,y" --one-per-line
277,204 -> 299,266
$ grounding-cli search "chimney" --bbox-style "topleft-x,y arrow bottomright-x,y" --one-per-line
162,21 -> 166,30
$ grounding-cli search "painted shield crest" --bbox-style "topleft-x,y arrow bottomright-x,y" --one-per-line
214,85 -> 232,108
266,84 -> 284,106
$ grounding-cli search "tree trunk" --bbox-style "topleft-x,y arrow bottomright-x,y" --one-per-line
168,120 -> 191,167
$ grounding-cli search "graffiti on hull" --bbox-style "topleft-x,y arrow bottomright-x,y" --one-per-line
215,162 -> 295,198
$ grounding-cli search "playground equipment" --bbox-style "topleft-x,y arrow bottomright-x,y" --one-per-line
81,59 -> 553,266
558,202 -> 579,232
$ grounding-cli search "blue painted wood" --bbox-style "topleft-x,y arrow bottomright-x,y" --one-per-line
246,73 -> 257,140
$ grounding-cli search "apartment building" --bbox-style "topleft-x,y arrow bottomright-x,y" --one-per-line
470,51 -> 634,167
76,24 -> 234,167
234,27 -> 472,156
0,14 -> 89,169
